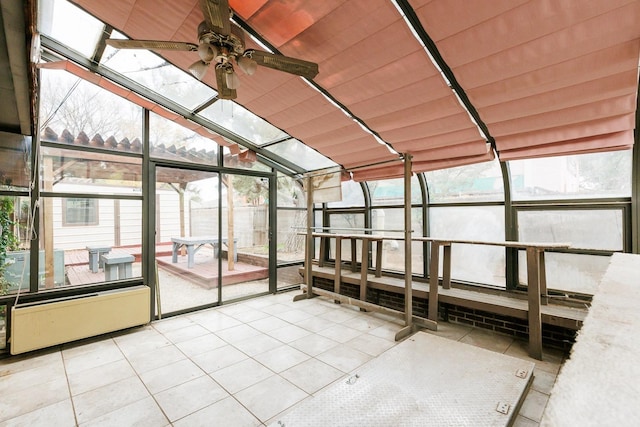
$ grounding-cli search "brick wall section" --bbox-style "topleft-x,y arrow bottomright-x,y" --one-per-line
313,277 -> 577,352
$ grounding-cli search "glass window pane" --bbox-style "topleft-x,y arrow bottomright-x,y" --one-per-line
100,32 -> 217,110
372,208 -> 423,274
40,197 -> 142,289
368,177 -> 421,206
518,252 -> 609,295
327,181 -> 364,208
40,69 -> 143,145
200,100 -> 288,145
41,146 -> 142,196
277,173 -> 305,208
150,112 -> 219,166
429,206 -> 506,287
223,146 -> 270,171
1,196 -> 31,294
328,213 -> 365,262
277,209 -> 306,263
63,198 -> 98,226
509,151 -> 632,200
517,209 -> 624,251
424,160 -> 504,203
39,0 -> 104,58
0,133 -> 31,191
265,139 -> 337,171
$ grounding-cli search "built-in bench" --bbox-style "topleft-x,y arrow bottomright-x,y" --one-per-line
542,253 -> 640,426
299,232 -> 587,359
86,245 -> 111,273
101,251 -> 134,281
307,265 -> 586,331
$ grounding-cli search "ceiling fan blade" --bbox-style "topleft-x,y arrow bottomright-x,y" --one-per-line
106,39 -> 198,52
200,0 -> 231,35
215,66 -> 237,100
249,50 -> 319,80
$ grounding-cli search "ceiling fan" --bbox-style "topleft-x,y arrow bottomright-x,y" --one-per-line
105,0 -> 319,100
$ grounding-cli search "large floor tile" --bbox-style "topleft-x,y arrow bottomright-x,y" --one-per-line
0,398 -> 75,427
235,375 -> 308,423
459,327 -> 515,354
173,396 -> 261,427
280,358 -> 345,394
151,316 -> 196,334
319,307 -> 360,323
72,376 -> 150,425
367,323 -> 403,341
67,358 -> 135,396
215,324 -> 261,344
289,334 -> 339,357
62,337 -> 117,361
0,358 -> 66,394
154,375 -> 229,422
254,345 -> 310,373
82,396 -> 169,427
504,340 -> 566,375
248,316 -> 290,333
175,333 -> 227,358
426,320 -> 473,341
232,333 -> 283,357
160,324 -> 210,344
519,389 -> 549,422
345,333 -> 395,357
258,303 -> 292,316
139,358 -> 205,394
210,358 -> 274,394
113,327 -> 172,359
344,314 -> 386,332
316,323 -> 362,344
188,311 -> 242,333
294,316 -> 337,333
190,344 -> 248,373
265,324 -> 312,343
125,343 -> 186,374
63,342 -> 124,375
316,344 -> 372,373
0,349 -> 62,375
0,377 -> 70,422
274,308 -> 315,323
228,308 -> 271,323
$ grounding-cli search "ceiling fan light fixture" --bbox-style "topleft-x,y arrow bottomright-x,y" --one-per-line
225,69 -> 241,89
237,55 -> 257,75
198,43 -> 217,62
189,60 -> 209,80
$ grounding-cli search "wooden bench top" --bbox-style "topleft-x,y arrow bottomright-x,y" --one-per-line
412,237 -> 571,250
298,232 -> 570,250
299,232 -> 385,240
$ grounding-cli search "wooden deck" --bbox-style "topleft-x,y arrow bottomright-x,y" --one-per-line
156,254 -> 268,288
63,243 -> 268,288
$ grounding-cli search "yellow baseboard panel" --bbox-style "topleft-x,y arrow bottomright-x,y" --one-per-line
10,285 -> 150,355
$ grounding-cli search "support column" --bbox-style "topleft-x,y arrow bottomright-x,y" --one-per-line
396,153 -> 417,340
526,247 -> 543,360
296,176 -> 314,301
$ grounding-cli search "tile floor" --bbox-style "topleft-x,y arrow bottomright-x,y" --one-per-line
0,291 -> 567,426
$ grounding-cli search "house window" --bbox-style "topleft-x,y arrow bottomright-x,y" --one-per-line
63,198 -> 99,226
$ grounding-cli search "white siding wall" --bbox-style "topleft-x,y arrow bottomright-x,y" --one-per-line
156,191 -> 185,243
52,197 -> 116,250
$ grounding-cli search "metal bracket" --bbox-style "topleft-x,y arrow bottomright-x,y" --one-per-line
515,369 -> 529,379
496,402 -> 511,415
